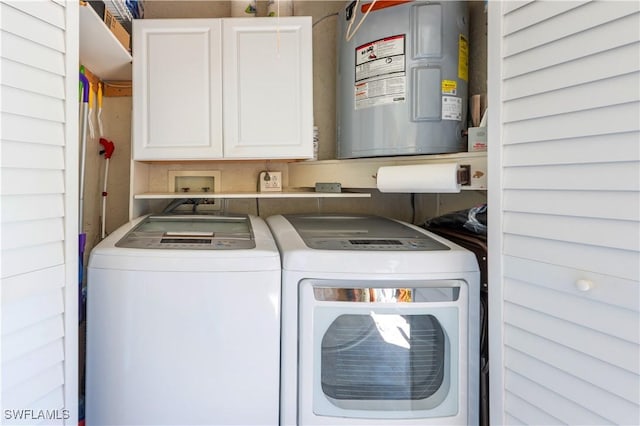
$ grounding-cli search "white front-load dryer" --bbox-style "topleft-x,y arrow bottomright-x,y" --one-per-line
86,214 -> 281,426
266,214 -> 480,426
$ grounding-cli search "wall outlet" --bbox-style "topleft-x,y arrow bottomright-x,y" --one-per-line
259,171 -> 282,192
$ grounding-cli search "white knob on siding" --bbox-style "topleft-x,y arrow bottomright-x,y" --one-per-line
575,279 -> 593,292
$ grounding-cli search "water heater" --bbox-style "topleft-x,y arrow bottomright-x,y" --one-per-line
336,1 -> 469,158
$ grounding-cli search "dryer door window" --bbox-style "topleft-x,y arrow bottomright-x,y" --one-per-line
321,313 -> 446,404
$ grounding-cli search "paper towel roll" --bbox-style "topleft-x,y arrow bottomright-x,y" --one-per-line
376,163 -> 461,193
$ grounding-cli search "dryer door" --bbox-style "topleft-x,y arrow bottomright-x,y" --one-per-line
298,279 -> 468,424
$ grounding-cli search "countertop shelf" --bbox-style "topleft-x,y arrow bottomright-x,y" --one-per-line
79,3 -> 132,80
134,189 -> 372,199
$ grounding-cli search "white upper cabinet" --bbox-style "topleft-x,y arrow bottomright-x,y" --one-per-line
133,19 -> 223,160
132,17 -> 312,161
222,17 -> 313,159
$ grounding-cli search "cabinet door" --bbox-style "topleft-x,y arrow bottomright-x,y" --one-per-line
133,19 -> 223,160
488,2 -> 640,425
222,17 -> 313,159
1,1 -> 78,422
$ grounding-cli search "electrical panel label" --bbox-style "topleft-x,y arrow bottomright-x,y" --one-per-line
354,34 -> 406,110
442,96 -> 462,121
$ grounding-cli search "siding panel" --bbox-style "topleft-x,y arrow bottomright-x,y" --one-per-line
0,31 -> 64,75
502,162 -> 639,191
505,349 -> 639,424
3,0 -> 65,29
0,242 -> 64,279
1,218 -> 65,251
504,256 -> 640,311
503,72 -> 640,123
1,317 -> 64,363
0,2 -> 65,52
504,393 -> 565,425
1,58 -> 65,99
505,325 -> 639,403
502,101 -> 640,144
502,132 -> 640,167
1,169 -> 64,195
2,340 -> 64,389
503,12 -> 640,78
1,363 -> 64,409
504,279 -> 639,343
1,112 -> 65,146
1,265 -> 65,302
503,1 -> 587,36
0,141 -> 65,170
32,386 -> 65,411
1,194 -> 65,223
503,42 -> 640,101
504,413 -> 527,425
505,371 -> 612,425
1,285 -> 64,339
503,211 -> 639,251
503,1 -> 533,15
504,302 -> 639,374
503,189 -> 639,221
504,1 -> 639,55
0,85 -> 65,122
504,235 -> 639,280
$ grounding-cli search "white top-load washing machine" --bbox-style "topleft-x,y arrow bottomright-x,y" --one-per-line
86,214 -> 281,426
266,214 -> 480,426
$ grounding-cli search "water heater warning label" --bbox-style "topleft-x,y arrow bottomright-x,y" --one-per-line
354,35 -> 406,110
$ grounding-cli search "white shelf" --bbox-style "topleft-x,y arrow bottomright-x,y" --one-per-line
79,4 -> 132,80
289,151 -> 488,190
134,189 -> 371,199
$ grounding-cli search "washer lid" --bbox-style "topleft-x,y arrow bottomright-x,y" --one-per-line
115,215 -> 255,250
284,215 -> 449,251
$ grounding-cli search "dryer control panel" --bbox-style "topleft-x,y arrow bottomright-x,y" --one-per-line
305,238 -> 448,251
285,215 -> 450,251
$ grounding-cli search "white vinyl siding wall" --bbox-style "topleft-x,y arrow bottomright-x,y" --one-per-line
489,1 -> 640,425
1,1 -> 78,424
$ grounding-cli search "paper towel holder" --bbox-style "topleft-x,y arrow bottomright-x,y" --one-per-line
372,165 -> 469,183
458,165 -> 471,185
376,163 -> 471,193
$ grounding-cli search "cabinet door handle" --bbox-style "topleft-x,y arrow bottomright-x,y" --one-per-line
575,279 -> 594,292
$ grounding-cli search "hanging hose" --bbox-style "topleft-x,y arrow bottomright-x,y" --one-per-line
162,198 -> 192,214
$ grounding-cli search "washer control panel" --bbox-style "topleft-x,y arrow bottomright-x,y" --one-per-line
116,215 -> 255,250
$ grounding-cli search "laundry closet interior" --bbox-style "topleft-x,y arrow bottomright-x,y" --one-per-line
80,0 -> 488,248
79,0 -> 489,425
3,1 -> 638,425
